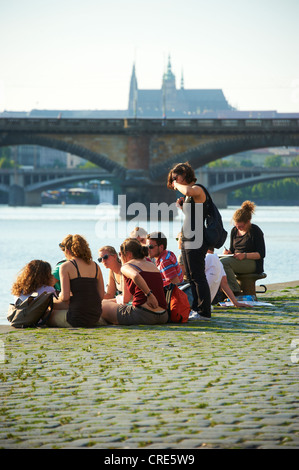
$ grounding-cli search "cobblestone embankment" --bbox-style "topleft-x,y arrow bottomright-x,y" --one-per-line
0,282 -> 298,449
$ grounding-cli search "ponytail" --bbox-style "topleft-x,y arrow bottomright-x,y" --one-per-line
60,234 -> 92,263
233,200 -> 256,224
120,238 -> 148,259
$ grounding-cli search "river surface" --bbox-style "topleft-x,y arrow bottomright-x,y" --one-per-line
1,204 -> 299,324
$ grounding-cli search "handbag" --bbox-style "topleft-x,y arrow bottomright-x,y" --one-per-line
7,292 -> 55,328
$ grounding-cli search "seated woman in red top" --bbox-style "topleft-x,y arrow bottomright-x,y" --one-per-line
101,238 -> 168,325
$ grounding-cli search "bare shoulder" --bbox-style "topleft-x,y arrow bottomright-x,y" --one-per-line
141,259 -> 159,272
191,185 -> 206,203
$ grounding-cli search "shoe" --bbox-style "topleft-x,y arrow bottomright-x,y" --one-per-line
189,310 -> 200,320
188,310 -> 211,321
197,315 -> 211,321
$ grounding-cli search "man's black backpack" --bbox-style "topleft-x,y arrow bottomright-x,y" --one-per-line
197,184 -> 227,249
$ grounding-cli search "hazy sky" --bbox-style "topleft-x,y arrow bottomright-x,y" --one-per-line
1,0 -> 298,113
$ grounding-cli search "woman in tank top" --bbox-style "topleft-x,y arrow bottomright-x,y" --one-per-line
48,234 -> 105,327
101,238 -> 168,325
98,246 -> 124,302
167,161 -> 211,320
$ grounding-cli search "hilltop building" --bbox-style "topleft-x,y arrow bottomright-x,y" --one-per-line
1,56 -> 298,119
128,56 -> 233,118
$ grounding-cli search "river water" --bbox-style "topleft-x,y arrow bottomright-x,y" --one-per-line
1,204 -> 299,324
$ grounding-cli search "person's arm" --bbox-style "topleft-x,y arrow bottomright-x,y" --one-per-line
121,264 -> 158,309
97,266 -> 105,300
178,261 -> 185,278
173,182 -> 206,202
58,262 -> 71,302
229,227 -> 235,253
122,280 -> 131,304
234,251 -> 261,261
159,255 -> 182,286
169,274 -> 181,285
104,270 -> 117,299
220,276 -> 249,308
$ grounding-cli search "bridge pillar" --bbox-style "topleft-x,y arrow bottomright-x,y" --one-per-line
211,191 -> 228,209
196,168 -> 209,187
9,172 -> 25,206
127,135 -> 151,170
24,191 -> 42,206
119,181 -> 177,220
9,184 -> 25,206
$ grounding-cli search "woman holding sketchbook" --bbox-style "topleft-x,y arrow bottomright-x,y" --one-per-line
221,201 -> 266,296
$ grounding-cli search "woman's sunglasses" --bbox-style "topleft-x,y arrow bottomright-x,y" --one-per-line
98,254 -> 109,263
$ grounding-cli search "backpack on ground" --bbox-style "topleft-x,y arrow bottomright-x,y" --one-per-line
7,292 -> 55,328
164,283 -> 190,323
179,282 -> 194,309
197,184 -> 227,249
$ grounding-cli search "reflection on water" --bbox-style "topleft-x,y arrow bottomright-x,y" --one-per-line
0,204 -> 299,324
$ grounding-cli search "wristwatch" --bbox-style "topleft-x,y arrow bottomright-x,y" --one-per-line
146,290 -> 152,297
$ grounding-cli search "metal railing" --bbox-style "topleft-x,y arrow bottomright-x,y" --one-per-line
0,117 -> 298,133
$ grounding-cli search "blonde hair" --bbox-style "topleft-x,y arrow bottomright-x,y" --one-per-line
60,234 -> 92,263
233,200 -> 256,224
99,245 -> 120,262
12,260 -> 52,296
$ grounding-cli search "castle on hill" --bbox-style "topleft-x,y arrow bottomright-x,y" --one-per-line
1,56 -> 297,119
128,56 -> 233,118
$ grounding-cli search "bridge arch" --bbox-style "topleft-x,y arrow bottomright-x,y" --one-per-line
25,173 -> 114,193
209,170 -> 299,193
1,134 -> 127,176
151,133 -> 299,180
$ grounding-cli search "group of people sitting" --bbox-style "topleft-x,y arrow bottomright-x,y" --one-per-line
11,196 -> 266,328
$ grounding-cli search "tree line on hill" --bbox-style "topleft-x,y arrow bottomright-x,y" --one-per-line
208,154 -> 299,205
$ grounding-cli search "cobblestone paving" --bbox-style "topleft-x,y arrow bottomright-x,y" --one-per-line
0,285 -> 298,449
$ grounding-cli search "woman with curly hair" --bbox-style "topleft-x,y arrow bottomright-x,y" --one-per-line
49,234 -> 105,327
12,260 -> 56,301
221,201 -> 266,295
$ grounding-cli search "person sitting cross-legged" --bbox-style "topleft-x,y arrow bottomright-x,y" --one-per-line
101,238 -> 168,326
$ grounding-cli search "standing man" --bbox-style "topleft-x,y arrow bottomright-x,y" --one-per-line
147,231 -> 183,287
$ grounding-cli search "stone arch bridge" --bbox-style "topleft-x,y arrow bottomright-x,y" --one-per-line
1,117 -> 299,208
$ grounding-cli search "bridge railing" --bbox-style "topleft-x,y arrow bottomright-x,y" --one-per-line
0,117 -> 298,133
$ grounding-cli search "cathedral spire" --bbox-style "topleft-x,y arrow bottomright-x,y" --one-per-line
180,68 -> 184,89
128,63 -> 138,117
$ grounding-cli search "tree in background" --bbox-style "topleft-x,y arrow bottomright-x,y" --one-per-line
0,147 -> 15,168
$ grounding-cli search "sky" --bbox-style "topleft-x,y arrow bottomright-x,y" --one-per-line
0,0 -> 299,113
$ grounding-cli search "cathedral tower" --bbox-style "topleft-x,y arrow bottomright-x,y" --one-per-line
128,63 -> 138,117
162,55 -> 177,115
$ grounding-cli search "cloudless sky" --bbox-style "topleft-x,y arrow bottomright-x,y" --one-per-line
0,0 -> 298,112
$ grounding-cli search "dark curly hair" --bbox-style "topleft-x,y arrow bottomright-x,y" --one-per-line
12,260 -> 52,296
167,161 -> 197,190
